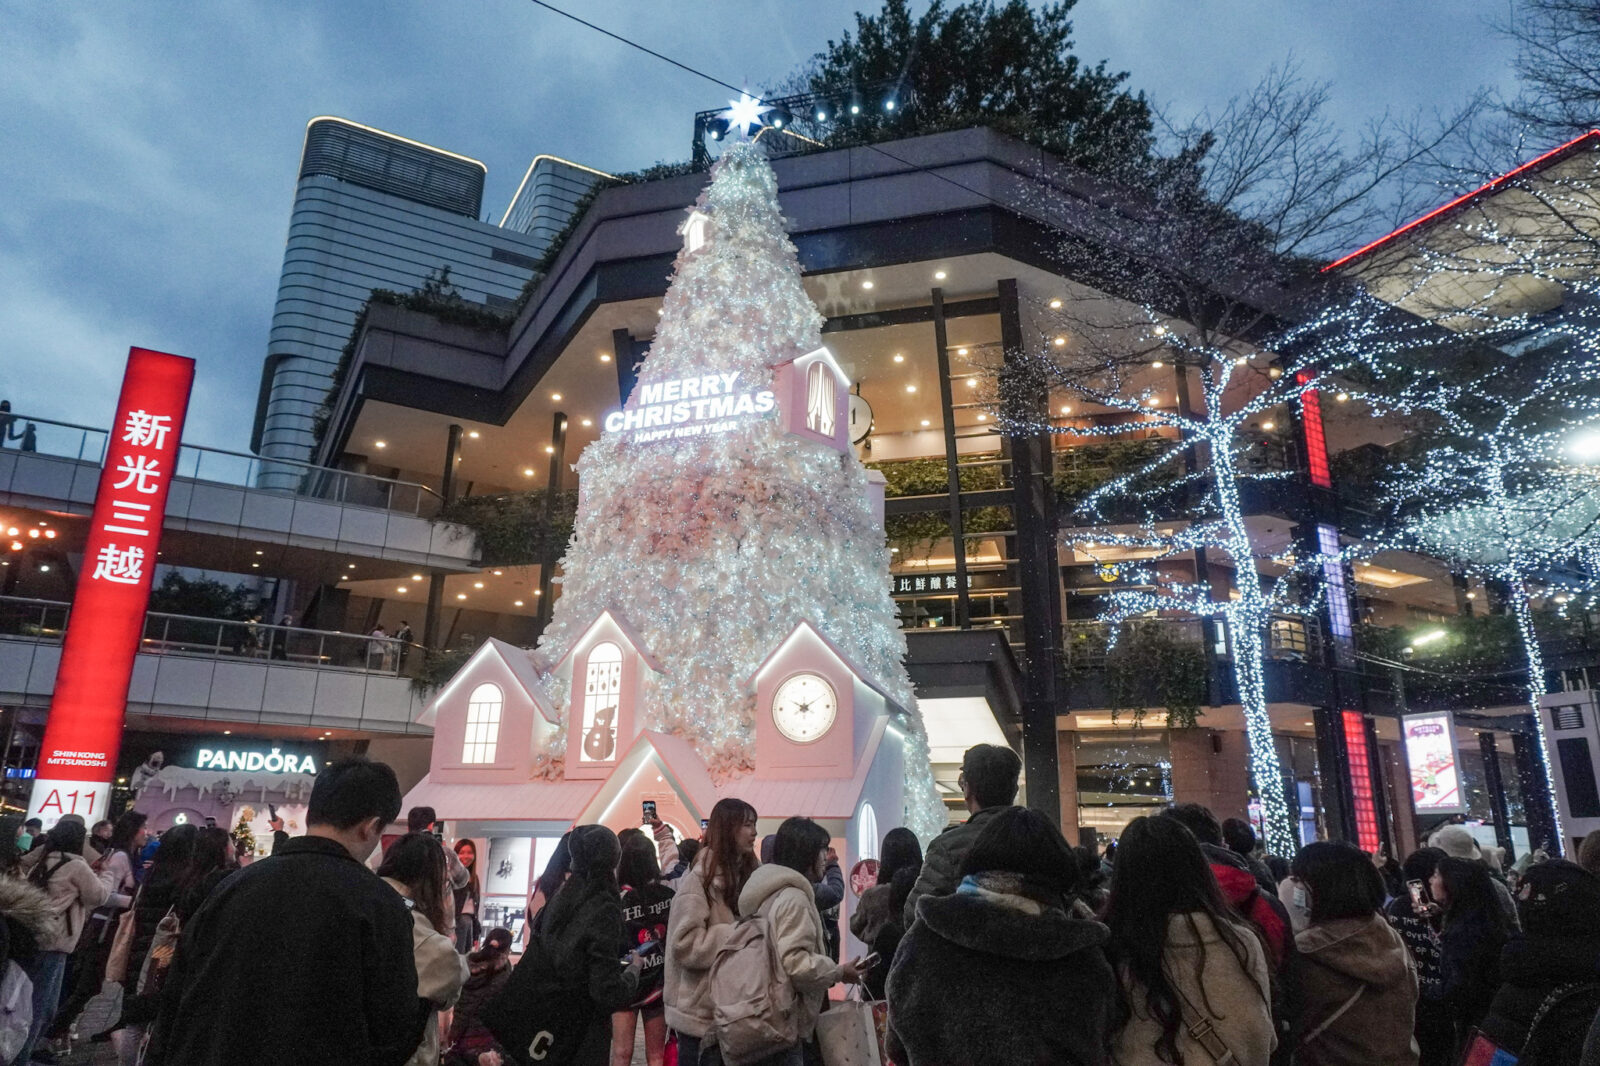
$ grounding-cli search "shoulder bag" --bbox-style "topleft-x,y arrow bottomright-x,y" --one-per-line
481,925 -> 595,1066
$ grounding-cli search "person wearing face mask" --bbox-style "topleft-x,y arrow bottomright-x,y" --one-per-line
145,758 -> 427,1066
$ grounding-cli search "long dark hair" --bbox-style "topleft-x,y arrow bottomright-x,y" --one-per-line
109,811 -> 147,864
542,825 -> 621,936
534,832 -> 572,905
455,838 -> 480,905
1437,856 -> 1512,937
699,798 -> 758,915
877,827 -> 923,887
377,832 -> 451,933
28,821 -> 87,886
143,823 -> 198,897
618,832 -> 661,891
178,827 -> 234,917
1103,816 -> 1267,1064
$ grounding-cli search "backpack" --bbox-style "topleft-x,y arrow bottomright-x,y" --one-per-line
709,913 -> 798,1066
0,961 -> 33,1063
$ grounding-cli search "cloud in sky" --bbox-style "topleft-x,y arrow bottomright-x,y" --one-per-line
0,0 -> 1520,452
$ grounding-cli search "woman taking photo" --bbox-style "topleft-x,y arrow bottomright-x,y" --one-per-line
377,832 -> 469,1066
850,827 -> 921,948
664,798 -> 758,1066
1104,815 -> 1274,1066
453,839 -> 480,954
1433,855 -> 1514,1052
1293,841 -> 1419,1066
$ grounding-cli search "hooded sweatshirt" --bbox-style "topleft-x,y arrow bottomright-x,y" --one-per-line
1296,914 -> 1420,1066
663,860 -> 738,1038
737,864 -> 843,1041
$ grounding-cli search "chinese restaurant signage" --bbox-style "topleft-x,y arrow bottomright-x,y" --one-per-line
28,348 -> 194,827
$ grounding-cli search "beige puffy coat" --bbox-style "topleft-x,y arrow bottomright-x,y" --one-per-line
664,861 -> 739,1038
383,878 -> 468,1066
1112,911 -> 1276,1066
738,864 -> 843,1041
19,847 -> 114,953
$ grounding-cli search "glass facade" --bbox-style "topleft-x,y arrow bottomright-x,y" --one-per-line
254,121 -> 549,475
500,156 -> 612,260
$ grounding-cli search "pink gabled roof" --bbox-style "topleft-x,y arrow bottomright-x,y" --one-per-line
768,344 -> 849,385
552,607 -> 664,673
745,619 -> 899,708
715,717 -> 889,819
417,637 -> 554,726
401,773 -> 601,823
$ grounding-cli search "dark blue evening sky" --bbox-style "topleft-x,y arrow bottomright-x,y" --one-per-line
0,1 -> 1517,452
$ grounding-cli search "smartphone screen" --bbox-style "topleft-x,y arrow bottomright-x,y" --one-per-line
642,800 -> 657,821
1407,879 -> 1427,907
700,818 -> 709,832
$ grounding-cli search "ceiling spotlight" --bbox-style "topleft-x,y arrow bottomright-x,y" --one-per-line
347,563 -> 356,569
1267,367 -> 1283,379
4,527 -> 15,537
1049,298 -> 1062,310
905,384 -> 917,393
892,353 -> 904,363
523,468 -> 535,477
1335,391 -> 1350,403
411,574 -> 423,581
976,413 -> 987,422
1060,405 -> 1072,414
850,104 -> 860,114
966,378 -> 977,388
374,440 -> 387,449
473,581 -> 485,589
251,562 -> 259,568
1466,591 -> 1477,600
816,110 -> 827,121
1152,360 -> 1164,368
1054,337 -> 1067,348
9,542 -> 21,551
884,99 -> 896,111
600,353 -> 611,363
957,347 -> 968,356
255,550 -> 264,555
397,586 -> 408,594
456,593 -> 467,600
581,418 -> 593,427
44,530 -> 55,539
28,529 -> 39,538
551,392 -> 562,401
544,445 -> 556,454
861,280 -> 874,290
467,430 -> 480,439
1146,396 -> 1160,406
533,589 -> 542,596
492,570 -> 503,576
934,270 -> 947,280
514,599 -> 525,607
920,419 -> 931,427
1262,421 -> 1276,431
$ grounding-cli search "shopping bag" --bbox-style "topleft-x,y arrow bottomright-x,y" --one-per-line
815,999 -> 884,1066
103,908 -> 137,984
135,908 -> 180,997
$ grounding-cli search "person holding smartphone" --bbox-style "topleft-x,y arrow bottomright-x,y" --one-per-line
1383,848 -> 1451,1066
612,830 -> 676,1066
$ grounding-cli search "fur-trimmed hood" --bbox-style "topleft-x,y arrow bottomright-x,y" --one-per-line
0,874 -> 60,939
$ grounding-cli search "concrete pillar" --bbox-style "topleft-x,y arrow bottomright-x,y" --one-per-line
1382,740 -> 1418,858
1057,728 -> 1079,840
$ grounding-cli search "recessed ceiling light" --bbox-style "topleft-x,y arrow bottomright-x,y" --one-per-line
223,730 -> 231,735
396,586 -> 408,594
934,270 -> 947,280
905,384 -> 917,393
957,347 -> 968,356
347,563 -> 356,569
523,468 -> 535,477
1336,392 -> 1350,403
374,440 -> 387,449
467,430 -> 480,439
456,593 -> 467,600
861,280 -> 874,290
1060,405 -> 1072,414
492,570 -> 503,576
255,550 -> 263,555
533,589 -> 542,596
1147,396 -> 1160,406
551,392 -> 563,401
581,418 -> 593,427
1049,298 -> 1062,309
38,564 -> 49,572
1152,360 -> 1163,368
1054,337 -> 1066,347
966,377 -> 977,387
251,562 -> 259,568
976,413 -> 987,422
600,353 -> 611,362
514,599 -> 525,607
920,419 -> 931,427
473,581 -> 485,589
892,353 -> 904,363
1262,421 -> 1276,431
411,574 -> 423,581
545,445 -> 555,454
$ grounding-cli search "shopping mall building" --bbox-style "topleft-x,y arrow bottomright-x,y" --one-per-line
4,115 -> 1598,859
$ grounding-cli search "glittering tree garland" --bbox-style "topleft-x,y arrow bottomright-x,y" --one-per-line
532,143 -> 946,842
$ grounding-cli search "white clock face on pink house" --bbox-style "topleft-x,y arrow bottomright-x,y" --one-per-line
772,673 -> 837,744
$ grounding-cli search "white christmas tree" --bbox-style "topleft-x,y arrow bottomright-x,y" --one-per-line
532,143 -> 946,841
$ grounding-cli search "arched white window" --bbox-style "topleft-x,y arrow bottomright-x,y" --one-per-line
462,683 -> 503,764
857,802 -> 879,862
579,642 -> 623,762
806,361 -> 836,436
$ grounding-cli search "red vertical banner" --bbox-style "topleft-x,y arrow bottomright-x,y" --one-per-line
1341,709 -> 1383,853
1296,370 -> 1332,488
28,348 -> 194,827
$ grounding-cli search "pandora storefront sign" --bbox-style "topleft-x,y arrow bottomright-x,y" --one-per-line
604,371 -> 775,442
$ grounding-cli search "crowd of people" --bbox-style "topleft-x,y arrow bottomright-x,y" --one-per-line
0,747 -> 1597,1066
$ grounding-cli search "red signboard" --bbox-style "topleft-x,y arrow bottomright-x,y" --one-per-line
1296,370 -> 1332,488
28,348 -> 194,827
1341,709 -> 1383,853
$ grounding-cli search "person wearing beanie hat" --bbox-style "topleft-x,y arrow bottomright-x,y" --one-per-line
445,928 -> 516,1066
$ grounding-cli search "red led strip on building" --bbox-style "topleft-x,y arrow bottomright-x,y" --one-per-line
1342,710 -> 1382,852
1323,129 -> 1600,272
1296,370 -> 1332,488
27,348 -> 194,828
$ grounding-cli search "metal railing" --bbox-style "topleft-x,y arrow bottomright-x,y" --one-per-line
0,413 -> 444,517
0,596 -> 421,677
